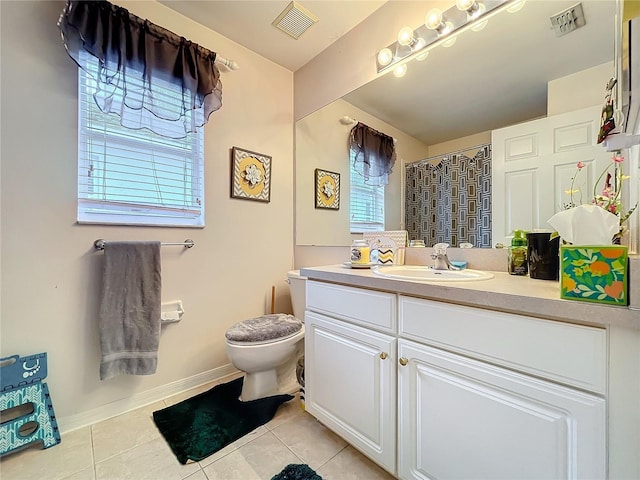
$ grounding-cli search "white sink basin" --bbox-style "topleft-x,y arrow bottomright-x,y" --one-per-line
372,265 -> 494,282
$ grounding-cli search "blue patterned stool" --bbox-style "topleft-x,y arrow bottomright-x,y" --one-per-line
0,353 -> 61,456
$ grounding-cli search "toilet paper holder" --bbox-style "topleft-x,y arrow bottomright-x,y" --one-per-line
161,300 -> 184,324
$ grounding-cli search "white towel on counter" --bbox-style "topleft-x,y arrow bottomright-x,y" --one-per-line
99,241 -> 161,380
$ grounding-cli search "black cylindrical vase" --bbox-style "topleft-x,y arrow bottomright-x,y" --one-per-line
527,232 -> 560,280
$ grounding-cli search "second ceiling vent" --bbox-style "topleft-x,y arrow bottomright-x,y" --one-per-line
272,1 -> 318,39
550,2 -> 586,37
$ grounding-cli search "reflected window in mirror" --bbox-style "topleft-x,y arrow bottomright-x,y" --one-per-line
350,149 -> 385,233
348,122 -> 396,233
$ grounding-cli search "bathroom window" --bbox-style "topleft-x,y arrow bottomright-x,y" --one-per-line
349,152 -> 385,233
76,53 -> 205,227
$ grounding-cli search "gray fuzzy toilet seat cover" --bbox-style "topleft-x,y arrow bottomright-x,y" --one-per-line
225,314 -> 302,343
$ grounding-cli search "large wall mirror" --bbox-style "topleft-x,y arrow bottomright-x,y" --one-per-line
296,0 -> 616,247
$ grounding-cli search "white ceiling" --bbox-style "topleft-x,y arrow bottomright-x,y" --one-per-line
158,1 -> 387,71
159,0 -> 616,145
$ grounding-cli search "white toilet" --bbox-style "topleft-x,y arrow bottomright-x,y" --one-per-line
225,270 -> 307,401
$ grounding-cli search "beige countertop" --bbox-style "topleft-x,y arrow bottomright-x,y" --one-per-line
300,264 -> 640,330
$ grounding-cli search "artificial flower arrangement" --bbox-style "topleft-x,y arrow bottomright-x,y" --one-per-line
549,151 -> 635,305
563,151 -> 637,242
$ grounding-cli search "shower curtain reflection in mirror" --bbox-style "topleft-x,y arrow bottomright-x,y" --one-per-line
405,145 -> 492,248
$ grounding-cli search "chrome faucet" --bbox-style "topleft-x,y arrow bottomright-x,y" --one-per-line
430,243 -> 460,270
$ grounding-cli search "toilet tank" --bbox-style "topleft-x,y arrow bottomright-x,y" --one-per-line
286,270 -> 307,321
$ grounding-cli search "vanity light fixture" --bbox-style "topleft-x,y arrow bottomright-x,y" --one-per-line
457,0 -> 489,31
471,18 -> 489,32
393,63 -> 408,78
395,26 -> 428,60
415,51 -> 430,61
425,8 -> 453,35
442,36 -> 458,48
375,0 -> 520,75
457,0 -> 486,19
377,48 -> 394,67
397,26 -> 415,46
507,0 -> 526,13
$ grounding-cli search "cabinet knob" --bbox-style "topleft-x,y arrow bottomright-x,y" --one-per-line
379,352 -> 388,360
399,357 -> 408,366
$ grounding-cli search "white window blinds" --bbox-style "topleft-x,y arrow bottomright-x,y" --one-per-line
350,150 -> 385,233
77,52 -> 205,227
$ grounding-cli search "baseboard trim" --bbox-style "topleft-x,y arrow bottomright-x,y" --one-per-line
58,364 -> 239,433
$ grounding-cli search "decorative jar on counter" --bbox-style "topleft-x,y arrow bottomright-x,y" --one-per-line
350,239 -> 370,264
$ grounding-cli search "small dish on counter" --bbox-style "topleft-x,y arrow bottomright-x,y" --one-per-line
342,261 -> 377,269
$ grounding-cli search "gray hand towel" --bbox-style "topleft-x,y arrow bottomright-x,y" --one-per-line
99,241 -> 162,380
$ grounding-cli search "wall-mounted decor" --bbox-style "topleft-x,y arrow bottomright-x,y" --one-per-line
231,147 -> 272,202
315,169 -> 340,210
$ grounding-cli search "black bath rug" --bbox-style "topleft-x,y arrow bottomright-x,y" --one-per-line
152,377 -> 293,464
272,463 -> 323,480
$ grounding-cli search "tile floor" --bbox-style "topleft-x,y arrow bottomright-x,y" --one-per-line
0,374 -> 395,480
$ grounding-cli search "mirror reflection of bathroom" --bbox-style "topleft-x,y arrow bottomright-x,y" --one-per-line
295,0 -> 623,250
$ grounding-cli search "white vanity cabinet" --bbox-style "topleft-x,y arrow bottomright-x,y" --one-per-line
305,281 -> 398,473
304,281 -> 608,479
398,296 -> 607,479
397,341 -> 606,479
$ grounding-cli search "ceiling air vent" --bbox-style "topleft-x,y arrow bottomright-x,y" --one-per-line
550,3 -> 586,37
272,1 -> 318,39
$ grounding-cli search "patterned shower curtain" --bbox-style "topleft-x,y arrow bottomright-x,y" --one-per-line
405,145 -> 492,248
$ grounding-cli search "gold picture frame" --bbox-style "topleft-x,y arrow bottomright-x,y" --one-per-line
315,168 -> 340,210
230,147 -> 272,203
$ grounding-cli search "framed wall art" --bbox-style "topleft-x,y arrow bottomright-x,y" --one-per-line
314,168 -> 340,210
230,147 -> 272,202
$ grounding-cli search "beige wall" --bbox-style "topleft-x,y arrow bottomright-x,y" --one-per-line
0,1 -> 294,430
296,99 -> 429,246
548,61 -> 614,116
426,131 -> 492,158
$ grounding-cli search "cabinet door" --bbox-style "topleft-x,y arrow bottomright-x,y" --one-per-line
305,311 -> 396,474
398,340 -> 605,480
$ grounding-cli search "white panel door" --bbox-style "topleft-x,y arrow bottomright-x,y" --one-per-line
492,105 -> 610,245
305,311 -> 397,474
398,340 -> 606,480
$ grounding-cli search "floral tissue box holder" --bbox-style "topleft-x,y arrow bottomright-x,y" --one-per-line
560,245 -> 628,306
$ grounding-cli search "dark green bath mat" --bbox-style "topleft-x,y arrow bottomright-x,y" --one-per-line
272,463 -> 323,480
153,377 -> 293,464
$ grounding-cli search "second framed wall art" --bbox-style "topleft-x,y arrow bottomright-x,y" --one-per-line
230,146 -> 272,202
315,168 -> 340,210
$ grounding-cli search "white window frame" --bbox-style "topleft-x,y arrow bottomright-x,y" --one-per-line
349,150 -> 385,233
76,52 -> 205,227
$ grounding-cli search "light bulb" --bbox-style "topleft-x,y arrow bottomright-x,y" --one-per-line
377,48 -> 393,66
439,21 -> 454,36
393,64 -> 407,78
456,0 -> 475,10
425,8 -> 443,30
456,0 -> 477,12
471,18 -> 488,31
397,27 -> 415,46
470,2 -> 486,19
415,51 -> 429,61
507,0 -> 526,13
442,36 -> 457,48
413,38 -> 427,51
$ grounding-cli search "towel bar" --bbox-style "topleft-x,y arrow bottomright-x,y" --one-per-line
94,239 -> 195,251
